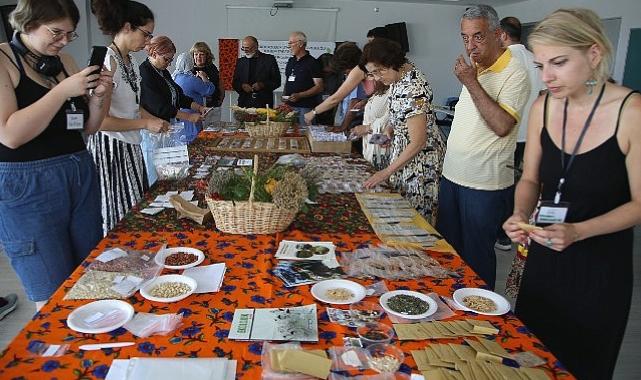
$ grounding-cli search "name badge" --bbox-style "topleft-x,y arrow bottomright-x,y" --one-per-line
288,75 -> 296,82
536,201 -> 570,224
66,110 -> 84,130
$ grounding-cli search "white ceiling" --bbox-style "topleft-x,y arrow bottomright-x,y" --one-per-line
348,0 -> 526,6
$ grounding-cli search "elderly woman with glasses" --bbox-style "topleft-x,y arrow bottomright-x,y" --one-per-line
89,0 -> 169,235
140,36 -> 207,124
139,36 -> 208,183
0,0 -> 114,309
361,38 -> 445,225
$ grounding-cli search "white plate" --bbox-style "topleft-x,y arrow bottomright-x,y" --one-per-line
452,288 -> 511,316
311,279 -> 366,305
140,274 -> 197,303
155,247 -> 205,270
379,290 -> 438,320
67,300 -> 134,334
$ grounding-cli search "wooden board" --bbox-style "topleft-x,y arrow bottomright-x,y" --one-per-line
208,136 -> 311,154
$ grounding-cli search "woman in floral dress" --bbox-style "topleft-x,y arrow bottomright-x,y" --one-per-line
362,38 -> 445,224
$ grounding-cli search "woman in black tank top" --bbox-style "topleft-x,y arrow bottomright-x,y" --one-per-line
503,9 -> 641,379
0,0 -> 113,309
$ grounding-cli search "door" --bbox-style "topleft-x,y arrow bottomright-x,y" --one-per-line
623,28 -> 641,91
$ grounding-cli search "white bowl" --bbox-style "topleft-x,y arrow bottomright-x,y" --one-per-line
379,290 -> 437,320
452,288 -> 511,316
155,247 -> 205,270
67,300 -> 134,334
311,279 -> 366,305
140,274 -> 197,303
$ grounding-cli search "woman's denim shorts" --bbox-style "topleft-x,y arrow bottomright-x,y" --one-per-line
0,150 -> 102,301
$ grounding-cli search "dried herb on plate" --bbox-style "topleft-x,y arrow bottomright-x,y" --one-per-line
386,294 -> 429,315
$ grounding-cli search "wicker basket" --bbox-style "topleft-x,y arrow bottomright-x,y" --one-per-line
205,155 -> 297,234
245,121 -> 290,138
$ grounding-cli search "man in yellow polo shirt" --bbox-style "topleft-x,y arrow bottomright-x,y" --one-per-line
436,4 -> 530,289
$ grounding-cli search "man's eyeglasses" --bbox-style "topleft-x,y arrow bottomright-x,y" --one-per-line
240,46 -> 256,52
287,40 -> 301,47
44,25 -> 78,42
136,27 -> 153,40
461,33 -> 488,45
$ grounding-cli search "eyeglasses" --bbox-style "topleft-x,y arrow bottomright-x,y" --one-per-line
367,67 -> 389,77
161,55 -> 174,63
43,25 -> 78,42
240,46 -> 256,52
287,40 -> 301,47
461,32 -> 488,45
136,27 -> 153,40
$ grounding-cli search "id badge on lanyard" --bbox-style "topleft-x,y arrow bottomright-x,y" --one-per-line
66,100 -> 84,130
537,201 -> 569,224
536,84 -> 605,225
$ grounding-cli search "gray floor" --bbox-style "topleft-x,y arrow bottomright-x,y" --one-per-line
1,229 -> 640,378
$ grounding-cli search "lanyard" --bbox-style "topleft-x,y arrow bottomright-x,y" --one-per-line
554,83 -> 605,204
112,43 -> 140,104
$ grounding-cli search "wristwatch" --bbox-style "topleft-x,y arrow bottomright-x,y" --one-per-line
311,108 -> 317,116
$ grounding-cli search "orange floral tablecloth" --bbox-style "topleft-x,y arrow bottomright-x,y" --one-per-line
0,131 -> 574,379
0,229 -> 573,379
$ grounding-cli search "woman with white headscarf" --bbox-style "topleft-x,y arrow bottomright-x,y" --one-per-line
173,51 -> 216,142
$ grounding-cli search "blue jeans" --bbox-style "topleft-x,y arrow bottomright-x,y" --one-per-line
293,107 -> 312,126
0,151 -> 102,301
436,177 -> 511,289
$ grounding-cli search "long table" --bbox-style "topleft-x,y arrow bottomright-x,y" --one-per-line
0,131 -> 574,379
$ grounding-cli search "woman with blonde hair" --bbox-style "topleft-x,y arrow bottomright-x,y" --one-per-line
190,42 -> 225,117
503,8 -> 641,379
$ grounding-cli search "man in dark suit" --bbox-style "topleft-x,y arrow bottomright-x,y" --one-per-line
232,36 -> 281,108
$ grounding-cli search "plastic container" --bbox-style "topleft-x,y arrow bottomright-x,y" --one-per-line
356,322 -> 394,346
349,301 -> 384,325
365,343 -> 404,373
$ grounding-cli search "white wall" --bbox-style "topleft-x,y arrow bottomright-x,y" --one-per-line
496,0 -> 641,83
85,0 -> 467,107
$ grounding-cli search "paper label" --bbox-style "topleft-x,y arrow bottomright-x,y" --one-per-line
341,350 -> 362,367
96,248 -> 128,263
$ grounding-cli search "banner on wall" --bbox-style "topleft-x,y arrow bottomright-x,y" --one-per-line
218,38 -> 239,91
219,39 -> 335,93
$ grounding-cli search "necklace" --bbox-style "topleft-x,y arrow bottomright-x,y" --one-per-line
150,60 -> 178,107
112,42 -> 139,104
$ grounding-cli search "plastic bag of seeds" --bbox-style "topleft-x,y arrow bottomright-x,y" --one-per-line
86,248 -> 163,280
64,270 -> 150,300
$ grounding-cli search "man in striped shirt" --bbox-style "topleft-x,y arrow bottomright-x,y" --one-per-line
436,5 -> 530,289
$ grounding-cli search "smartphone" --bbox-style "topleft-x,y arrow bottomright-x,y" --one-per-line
87,46 -> 107,75
369,134 -> 390,145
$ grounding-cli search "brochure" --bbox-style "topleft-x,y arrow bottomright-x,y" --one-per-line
228,304 -> 318,341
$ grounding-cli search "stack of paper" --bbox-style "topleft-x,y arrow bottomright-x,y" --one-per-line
412,339 -> 550,380
182,263 -> 226,293
105,358 -> 236,380
141,191 -> 197,215
394,319 -> 499,340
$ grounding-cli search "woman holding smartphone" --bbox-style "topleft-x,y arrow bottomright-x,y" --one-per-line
0,0 -> 113,309
89,0 -> 168,235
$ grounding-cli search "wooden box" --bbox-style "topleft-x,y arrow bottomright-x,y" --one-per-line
306,129 -> 352,154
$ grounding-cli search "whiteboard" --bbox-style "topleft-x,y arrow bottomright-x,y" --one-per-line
225,6 -> 338,42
